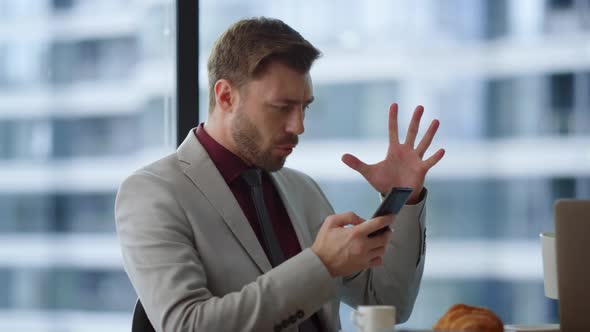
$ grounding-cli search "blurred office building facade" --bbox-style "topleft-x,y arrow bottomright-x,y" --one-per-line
0,0 -> 175,331
2,0 -> 590,331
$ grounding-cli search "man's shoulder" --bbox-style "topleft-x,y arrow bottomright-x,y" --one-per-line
115,152 -> 187,212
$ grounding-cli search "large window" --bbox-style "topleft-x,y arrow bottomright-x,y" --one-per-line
0,1 -> 176,331
199,0 -> 590,330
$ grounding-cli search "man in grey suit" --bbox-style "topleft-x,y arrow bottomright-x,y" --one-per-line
115,17 -> 445,332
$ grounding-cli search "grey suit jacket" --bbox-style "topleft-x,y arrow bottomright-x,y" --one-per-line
115,130 -> 427,332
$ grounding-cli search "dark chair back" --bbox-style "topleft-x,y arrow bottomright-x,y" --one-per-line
132,299 -> 156,332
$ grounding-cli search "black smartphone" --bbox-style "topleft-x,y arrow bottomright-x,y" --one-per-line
368,187 -> 413,237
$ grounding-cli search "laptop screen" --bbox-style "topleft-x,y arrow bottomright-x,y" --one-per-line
555,199 -> 590,330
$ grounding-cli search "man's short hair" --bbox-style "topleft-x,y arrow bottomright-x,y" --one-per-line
207,17 -> 321,112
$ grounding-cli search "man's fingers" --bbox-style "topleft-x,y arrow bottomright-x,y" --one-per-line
354,215 -> 394,236
388,103 -> 399,145
367,228 -> 391,248
328,211 -> 364,228
342,154 -> 369,177
416,119 -> 440,158
404,105 -> 424,148
424,148 -> 445,170
369,245 -> 387,256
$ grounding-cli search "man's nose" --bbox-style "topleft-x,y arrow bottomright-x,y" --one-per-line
286,107 -> 305,135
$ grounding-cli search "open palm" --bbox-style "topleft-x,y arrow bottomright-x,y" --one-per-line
342,104 -> 445,204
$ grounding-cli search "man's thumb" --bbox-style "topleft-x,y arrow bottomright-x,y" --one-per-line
341,153 -> 368,175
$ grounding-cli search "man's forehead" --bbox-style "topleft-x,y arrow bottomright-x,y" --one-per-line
265,85 -> 314,104
249,65 -> 313,100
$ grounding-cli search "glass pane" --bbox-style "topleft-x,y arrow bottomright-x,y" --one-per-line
0,0 -> 176,331
199,0 -> 590,330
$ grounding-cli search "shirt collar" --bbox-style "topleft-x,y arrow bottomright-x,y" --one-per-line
195,123 -> 250,184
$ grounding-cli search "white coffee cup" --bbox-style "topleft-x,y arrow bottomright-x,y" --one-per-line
540,232 -> 558,299
350,305 -> 396,332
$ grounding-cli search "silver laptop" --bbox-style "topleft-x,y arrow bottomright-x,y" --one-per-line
555,199 -> 590,331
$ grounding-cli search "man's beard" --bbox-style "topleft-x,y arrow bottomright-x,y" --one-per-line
231,110 -> 297,172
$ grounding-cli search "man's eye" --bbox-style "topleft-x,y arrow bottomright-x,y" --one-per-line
274,105 -> 290,112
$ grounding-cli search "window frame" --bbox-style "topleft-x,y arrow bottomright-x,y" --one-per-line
176,0 -> 200,147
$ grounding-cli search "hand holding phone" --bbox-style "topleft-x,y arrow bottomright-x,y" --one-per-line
368,187 -> 413,237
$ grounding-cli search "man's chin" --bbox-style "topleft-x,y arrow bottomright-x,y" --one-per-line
260,156 -> 287,172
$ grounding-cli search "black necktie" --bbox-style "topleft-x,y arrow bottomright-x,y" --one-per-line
241,169 -> 321,332
241,168 -> 286,266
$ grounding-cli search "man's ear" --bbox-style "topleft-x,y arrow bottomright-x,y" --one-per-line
214,79 -> 237,112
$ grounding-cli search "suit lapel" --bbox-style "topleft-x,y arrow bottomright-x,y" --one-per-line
177,130 -> 272,273
269,172 -> 314,249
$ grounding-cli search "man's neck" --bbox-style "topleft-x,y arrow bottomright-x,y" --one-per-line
203,119 -> 249,165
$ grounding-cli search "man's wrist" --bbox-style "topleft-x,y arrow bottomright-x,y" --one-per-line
406,187 -> 426,205
310,244 -> 336,277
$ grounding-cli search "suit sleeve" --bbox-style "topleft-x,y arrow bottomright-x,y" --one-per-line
339,189 -> 428,323
115,171 -> 338,332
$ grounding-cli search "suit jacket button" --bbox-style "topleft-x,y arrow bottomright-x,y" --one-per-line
296,310 -> 304,319
289,315 -> 297,324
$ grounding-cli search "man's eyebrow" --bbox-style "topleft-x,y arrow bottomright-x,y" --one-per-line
271,97 -> 315,105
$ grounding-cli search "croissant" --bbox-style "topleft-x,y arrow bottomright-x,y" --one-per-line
433,304 -> 504,332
